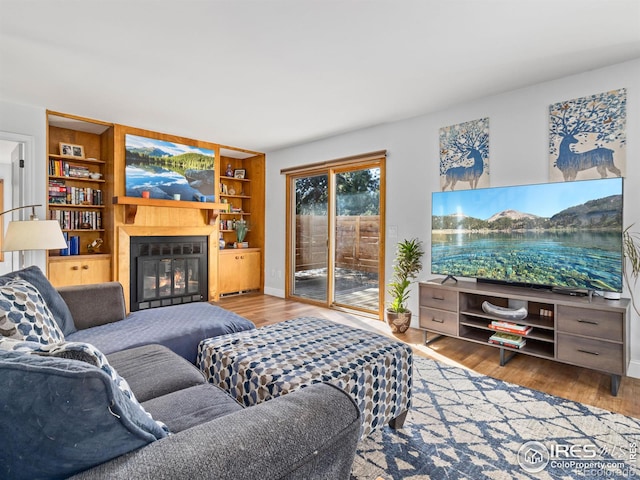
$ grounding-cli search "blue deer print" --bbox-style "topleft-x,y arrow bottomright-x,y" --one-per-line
555,134 -> 621,181
442,147 -> 484,191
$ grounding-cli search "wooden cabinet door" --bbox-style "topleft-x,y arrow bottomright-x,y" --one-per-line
49,260 -> 83,287
48,256 -> 111,287
80,257 -> 111,285
219,250 -> 261,294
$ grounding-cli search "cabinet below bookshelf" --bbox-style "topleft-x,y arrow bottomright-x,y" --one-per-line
419,279 -> 630,396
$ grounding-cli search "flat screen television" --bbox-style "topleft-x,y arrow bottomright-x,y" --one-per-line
431,178 -> 624,293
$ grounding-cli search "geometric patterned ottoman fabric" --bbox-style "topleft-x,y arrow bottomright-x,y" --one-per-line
197,317 -> 412,438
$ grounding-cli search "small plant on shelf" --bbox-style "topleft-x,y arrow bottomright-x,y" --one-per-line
235,219 -> 248,247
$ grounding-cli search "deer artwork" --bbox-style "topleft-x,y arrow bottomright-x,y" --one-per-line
441,147 -> 484,191
555,134 -> 622,182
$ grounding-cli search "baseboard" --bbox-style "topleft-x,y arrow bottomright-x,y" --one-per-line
263,286 -> 285,298
627,359 -> 640,379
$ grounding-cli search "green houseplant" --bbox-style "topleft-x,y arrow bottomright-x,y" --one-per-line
235,219 -> 248,247
386,238 -> 424,333
623,225 -> 640,316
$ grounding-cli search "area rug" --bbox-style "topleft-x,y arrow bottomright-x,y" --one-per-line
352,356 -> 639,479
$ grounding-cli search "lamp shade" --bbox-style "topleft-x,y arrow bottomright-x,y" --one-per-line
3,219 -> 68,252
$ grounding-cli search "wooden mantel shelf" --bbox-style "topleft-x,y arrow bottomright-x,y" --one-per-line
113,196 -> 230,225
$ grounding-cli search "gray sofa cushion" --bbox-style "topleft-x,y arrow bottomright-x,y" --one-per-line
142,383 -> 244,433
68,302 -> 255,363
58,281 -> 127,330
107,344 -> 206,402
0,265 -> 77,335
0,349 -> 168,480
68,383 -> 361,480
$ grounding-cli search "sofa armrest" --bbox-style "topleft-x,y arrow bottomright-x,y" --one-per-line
57,282 -> 127,330
70,383 -> 361,480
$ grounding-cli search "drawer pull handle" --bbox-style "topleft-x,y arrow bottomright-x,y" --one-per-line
432,296 -> 445,301
431,318 -> 444,324
577,319 -> 598,325
72,266 -> 79,270
82,265 -> 89,270
577,349 -> 599,356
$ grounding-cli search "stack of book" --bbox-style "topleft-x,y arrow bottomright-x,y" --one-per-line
68,164 -> 91,178
48,179 -> 67,204
487,320 -> 532,335
488,332 -> 526,349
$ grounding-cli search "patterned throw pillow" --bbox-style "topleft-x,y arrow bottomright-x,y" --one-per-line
0,266 -> 77,335
35,341 -> 170,435
0,278 -> 65,345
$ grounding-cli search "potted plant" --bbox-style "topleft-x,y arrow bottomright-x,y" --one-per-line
235,219 -> 248,248
386,238 -> 424,333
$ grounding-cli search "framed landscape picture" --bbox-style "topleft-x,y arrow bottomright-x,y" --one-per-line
125,134 -> 216,202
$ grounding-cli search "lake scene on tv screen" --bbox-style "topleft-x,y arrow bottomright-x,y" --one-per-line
125,134 -> 216,202
431,178 -> 623,292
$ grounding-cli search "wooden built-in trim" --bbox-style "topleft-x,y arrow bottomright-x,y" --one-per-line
280,150 -> 386,175
113,196 -> 229,225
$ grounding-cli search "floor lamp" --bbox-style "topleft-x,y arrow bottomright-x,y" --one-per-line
1,204 -> 68,270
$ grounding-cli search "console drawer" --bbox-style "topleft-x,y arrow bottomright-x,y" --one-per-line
420,285 -> 457,312
419,307 -> 458,336
557,305 -> 622,342
557,333 -> 623,374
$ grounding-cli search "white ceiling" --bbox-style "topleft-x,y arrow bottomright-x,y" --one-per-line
1,0 -> 639,152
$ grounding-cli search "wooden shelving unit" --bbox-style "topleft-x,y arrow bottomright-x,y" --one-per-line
46,111 -> 114,286
217,148 -> 265,295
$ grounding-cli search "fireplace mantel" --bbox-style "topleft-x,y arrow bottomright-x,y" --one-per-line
113,196 -> 229,225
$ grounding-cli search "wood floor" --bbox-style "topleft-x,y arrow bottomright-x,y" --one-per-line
214,293 -> 640,418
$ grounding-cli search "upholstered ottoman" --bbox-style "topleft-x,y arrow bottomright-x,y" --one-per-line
197,317 -> 412,437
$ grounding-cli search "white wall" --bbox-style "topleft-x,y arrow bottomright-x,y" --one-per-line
264,59 -> 640,377
0,100 -> 47,271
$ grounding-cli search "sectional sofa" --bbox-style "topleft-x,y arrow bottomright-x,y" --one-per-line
0,267 -> 362,479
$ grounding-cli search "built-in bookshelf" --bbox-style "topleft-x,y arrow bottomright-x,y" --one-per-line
46,111 -> 113,285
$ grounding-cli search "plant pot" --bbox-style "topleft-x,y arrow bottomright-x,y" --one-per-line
385,309 -> 412,334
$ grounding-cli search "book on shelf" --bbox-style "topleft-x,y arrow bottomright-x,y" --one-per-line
488,323 -> 532,335
488,332 -> 526,348
488,339 -> 526,349
490,320 -> 530,331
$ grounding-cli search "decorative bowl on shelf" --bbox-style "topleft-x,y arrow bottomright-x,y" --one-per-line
89,172 -> 102,179
481,301 -> 528,320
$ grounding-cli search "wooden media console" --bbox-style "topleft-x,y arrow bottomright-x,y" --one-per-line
419,279 -> 630,396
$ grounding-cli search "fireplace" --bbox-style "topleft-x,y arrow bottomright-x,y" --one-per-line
130,236 -> 208,311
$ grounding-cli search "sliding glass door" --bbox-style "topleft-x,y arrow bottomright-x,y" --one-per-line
285,153 -> 385,317
291,173 -> 329,302
333,167 -> 381,311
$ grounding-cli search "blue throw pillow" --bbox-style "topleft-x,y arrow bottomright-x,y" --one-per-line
35,341 -> 170,434
0,278 -> 65,345
0,266 -> 77,335
0,336 -> 42,352
0,348 -> 169,480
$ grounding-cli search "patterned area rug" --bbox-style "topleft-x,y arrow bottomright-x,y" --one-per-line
352,356 -> 639,479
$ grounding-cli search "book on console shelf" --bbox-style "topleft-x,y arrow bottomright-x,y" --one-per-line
488,332 -> 526,348
488,339 -> 526,349
488,322 -> 532,335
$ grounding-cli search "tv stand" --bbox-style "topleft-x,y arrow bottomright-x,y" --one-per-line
419,279 -> 630,396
